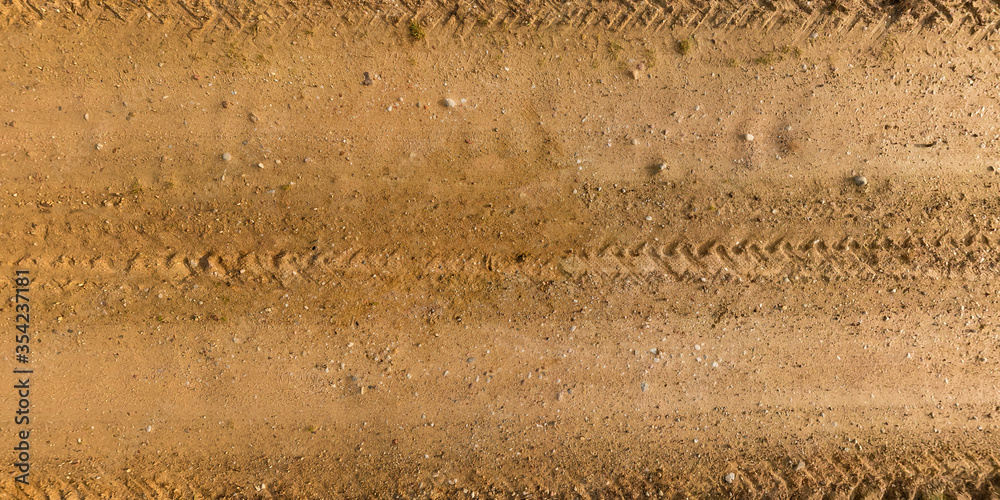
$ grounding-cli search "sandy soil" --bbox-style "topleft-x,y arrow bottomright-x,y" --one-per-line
2,1 -> 1000,498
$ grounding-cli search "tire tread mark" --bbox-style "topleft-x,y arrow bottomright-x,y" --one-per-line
10,233 -> 1000,285
0,0 -> 997,41
4,448 -> 1000,498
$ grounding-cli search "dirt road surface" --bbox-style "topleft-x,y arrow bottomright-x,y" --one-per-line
2,1 -> 1000,498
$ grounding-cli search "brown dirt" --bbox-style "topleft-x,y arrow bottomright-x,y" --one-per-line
2,1 -> 1000,498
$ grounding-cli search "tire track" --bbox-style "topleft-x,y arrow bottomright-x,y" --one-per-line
6,452 -> 998,499
1,0 -> 998,42
571,230 -> 1000,282
8,230 -> 1000,288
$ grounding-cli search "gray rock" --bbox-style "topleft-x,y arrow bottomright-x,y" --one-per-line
724,473 -> 736,484
222,152 -> 232,161
852,175 -> 867,186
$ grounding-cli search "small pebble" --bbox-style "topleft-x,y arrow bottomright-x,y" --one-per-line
810,32 -> 819,39
95,143 -> 103,150
641,382 -> 649,392
744,133 -> 754,141
795,461 -> 806,471
852,175 -> 867,186
222,152 -> 232,161
657,163 -> 667,172
724,473 -> 735,484
249,113 -> 259,123
362,72 -> 373,86
443,98 -> 457,108
644,216 -> 653,221
256,162 -> 265,169
631,69 -> 641,80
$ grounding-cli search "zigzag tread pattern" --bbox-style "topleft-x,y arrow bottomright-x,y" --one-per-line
4,450 -> 1000,498
0,0 -> 998,42
9,230 -> 1000,287
571,230 -> 1000,282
